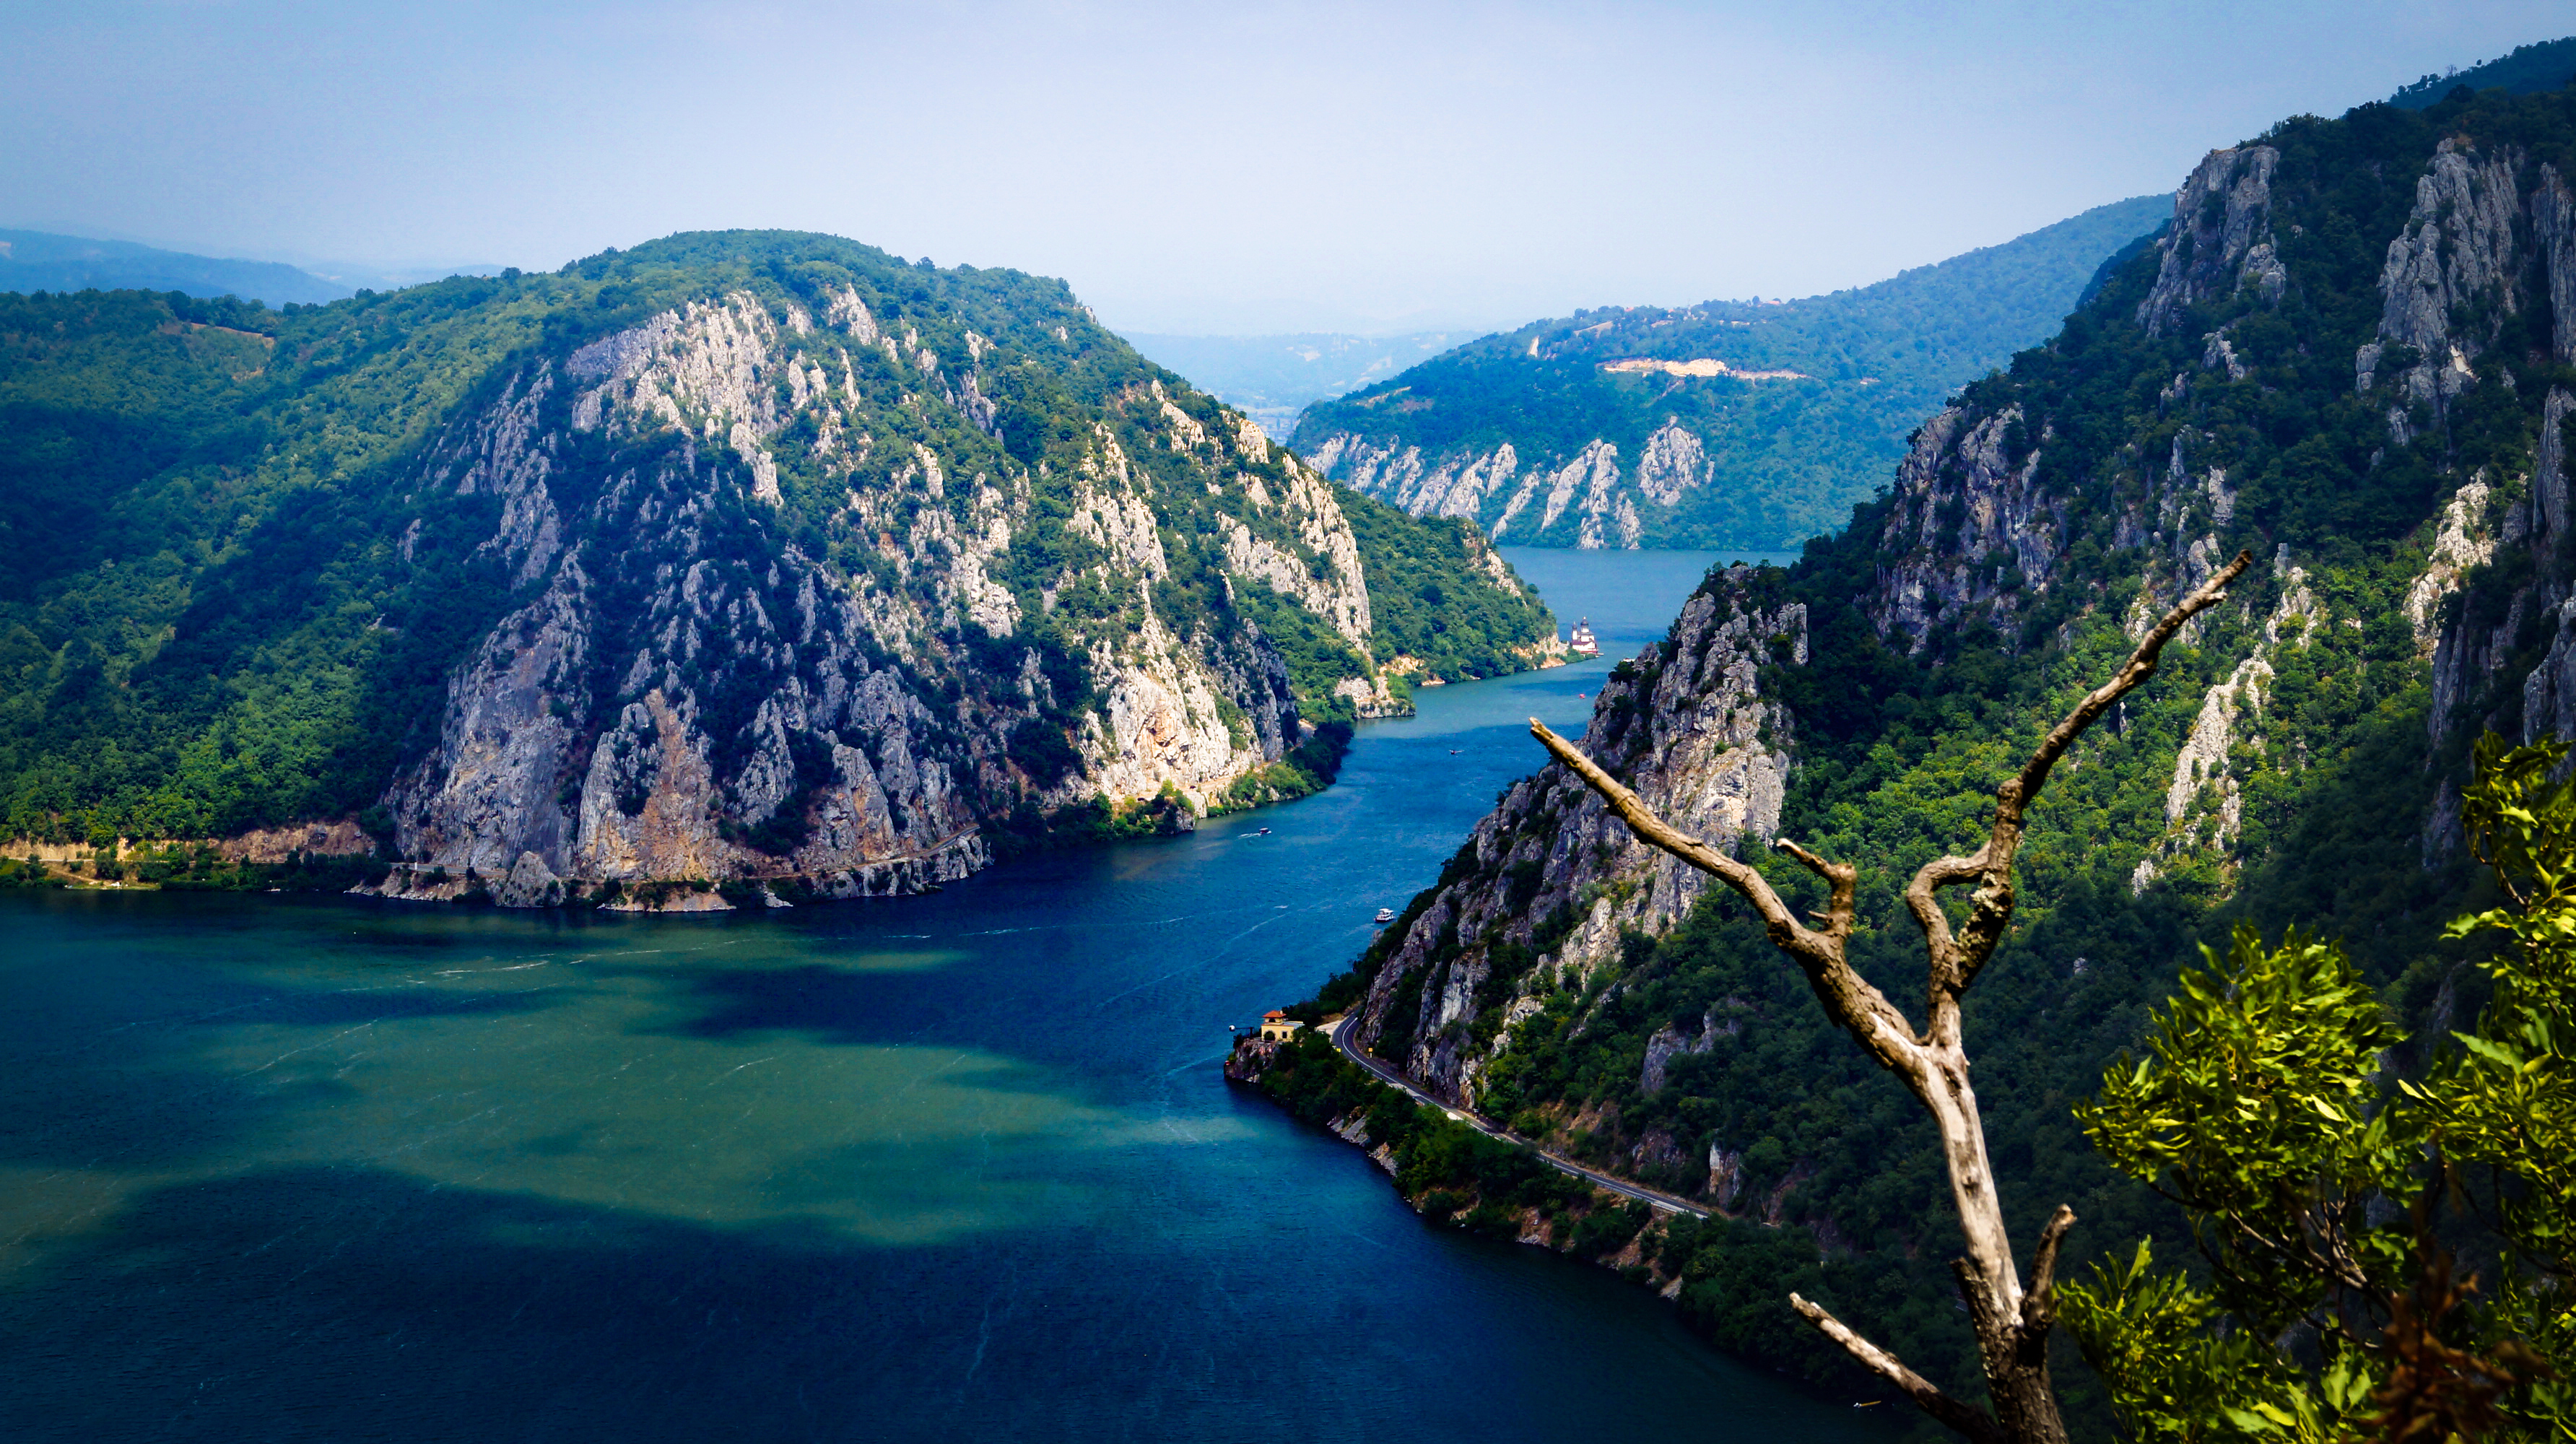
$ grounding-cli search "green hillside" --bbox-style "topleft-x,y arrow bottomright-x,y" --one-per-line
0,235 -> 1553,856
1266,77 -> 2576,1421
1292,195 -> 2170,551
2390,34 -> 2576,108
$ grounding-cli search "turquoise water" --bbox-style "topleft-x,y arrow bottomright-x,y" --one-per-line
1502,547 -> 1796,659
0,553 -> 1884,1443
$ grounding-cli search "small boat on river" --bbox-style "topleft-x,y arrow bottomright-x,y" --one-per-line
1374,908 -> 1396,924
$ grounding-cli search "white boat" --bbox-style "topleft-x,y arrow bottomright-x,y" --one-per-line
1567,619 -> 1599,657
1374,908 -> 1396,923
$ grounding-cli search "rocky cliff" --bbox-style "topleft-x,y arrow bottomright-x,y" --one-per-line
0,233 -> 1559,905
1308,82 -> 2576,1269
1343,577 -> 1798,1099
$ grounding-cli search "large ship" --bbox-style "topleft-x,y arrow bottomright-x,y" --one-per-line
1566,619 -> 1599,658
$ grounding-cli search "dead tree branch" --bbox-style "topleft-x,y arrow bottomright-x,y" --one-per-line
1792,1292 -> 2005,1444
1528,547 -> 2253,1444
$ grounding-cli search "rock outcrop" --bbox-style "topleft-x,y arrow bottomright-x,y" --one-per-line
1348,574 -> 1798,1105
364,271 -> 1522,908
2136,146 -> 2283,337
1331,93 -> 2576,1212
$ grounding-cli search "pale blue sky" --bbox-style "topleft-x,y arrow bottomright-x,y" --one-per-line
1,1 -> 2567,332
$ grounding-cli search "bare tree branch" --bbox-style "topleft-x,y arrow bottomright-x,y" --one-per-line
1792,1292 -> 2006,1444
2021,1205 -> 2079,1334
1907,549 -> 2255,1028
1528,552 -> 2255,1444
1774,838 -> 1858,934
1528,720 -> 1920,1077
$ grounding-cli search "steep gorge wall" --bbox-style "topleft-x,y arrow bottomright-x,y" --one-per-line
1346,578 -> 1798,1102
1328,90 -> 2576,1230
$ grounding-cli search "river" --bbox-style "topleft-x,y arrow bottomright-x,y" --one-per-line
0,548 -> 1883,1443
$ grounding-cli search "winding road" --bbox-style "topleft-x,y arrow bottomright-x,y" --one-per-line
1326,1015 -> 1709,1219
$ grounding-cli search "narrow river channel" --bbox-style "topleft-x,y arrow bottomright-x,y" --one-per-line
0,548 -> 1889,1443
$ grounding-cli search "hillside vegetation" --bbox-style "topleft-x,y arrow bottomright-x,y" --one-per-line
2390,35 -> 2576,108
1292,194 -> 2167,551
0,235 -> 1554,901
1263,77 -> 2576,1424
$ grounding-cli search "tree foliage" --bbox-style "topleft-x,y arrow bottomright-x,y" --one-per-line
2065,734 -> 2576,1443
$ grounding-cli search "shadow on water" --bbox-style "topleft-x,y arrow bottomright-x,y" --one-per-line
0,1158 -> 1887,1444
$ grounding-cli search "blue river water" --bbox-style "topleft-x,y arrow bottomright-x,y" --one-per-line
0,549 -> 1881,1443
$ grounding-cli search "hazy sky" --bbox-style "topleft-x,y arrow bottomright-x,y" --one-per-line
2,1 -> 2568,332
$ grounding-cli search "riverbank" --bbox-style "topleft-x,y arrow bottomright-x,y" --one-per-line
1226,1023 -> 1901,1408
1226,1027 -> 1680,1280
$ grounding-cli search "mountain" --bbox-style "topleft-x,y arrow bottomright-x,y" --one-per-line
0,233 -> 1558,908
0,230 -> 352,306
1121,331 -> 1468,440
2390,34 -> 2576,108
1290,194 -> 2170,552
1252,79 -> 2576,1404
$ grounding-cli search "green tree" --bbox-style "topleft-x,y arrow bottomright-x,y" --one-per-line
2063,732 -> 2576,1442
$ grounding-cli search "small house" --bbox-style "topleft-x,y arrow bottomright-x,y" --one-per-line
1259,1009 -> 1304,1042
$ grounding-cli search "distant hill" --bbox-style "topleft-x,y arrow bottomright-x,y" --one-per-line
1292,193 -> 2170,549
0,230 -> 350,306
1121,331 -> 1466,440
2389,35 -> 2576,108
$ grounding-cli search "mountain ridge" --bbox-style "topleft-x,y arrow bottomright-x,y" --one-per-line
0,232 -> 1559,907
1292,194 -> 2171,552
1250,75 -> 2576,1408
0,229 -> 352,307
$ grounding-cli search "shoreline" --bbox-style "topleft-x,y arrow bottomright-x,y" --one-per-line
1224,1025 -> 1900,1413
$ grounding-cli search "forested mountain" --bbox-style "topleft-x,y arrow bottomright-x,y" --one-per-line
0,230 -> 350,307
2389,34 -> 2576,108
1255,78 -> 2576,1412
0,233 -> 1557,906
1292,196 -> 2168,551
1120,331 -> 1464,441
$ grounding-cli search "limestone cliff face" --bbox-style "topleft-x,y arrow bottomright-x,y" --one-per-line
2397,144 -> 2576,857
1348,577 -> 1798,1105
1308,419 -> 1702,551
2353,145 -> 2575,430
1865,405 -> 2066,647
369,279 -> 1448,909
1331,103 -> 2576,1209
2134,145 -> 2284,337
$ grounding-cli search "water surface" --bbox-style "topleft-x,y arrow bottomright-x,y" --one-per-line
0,552 -> 1884,1443
1503,546 -> 1797,658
